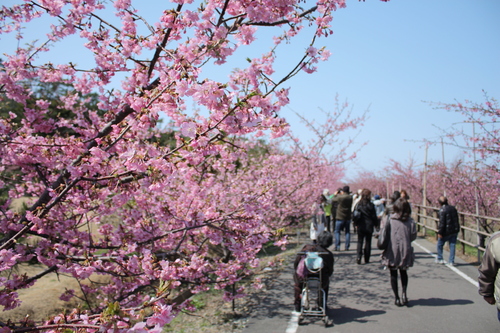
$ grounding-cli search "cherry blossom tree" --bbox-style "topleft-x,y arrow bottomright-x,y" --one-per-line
430,94 -> 500,172
0,0 -> 382,331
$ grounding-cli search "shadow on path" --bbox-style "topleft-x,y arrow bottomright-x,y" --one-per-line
408,297 -> 474,307
330,307 -> 386,325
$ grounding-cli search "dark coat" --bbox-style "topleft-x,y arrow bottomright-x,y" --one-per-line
293,243 -> 334,286
438,204 -> 460,236
356,200 -> 379,233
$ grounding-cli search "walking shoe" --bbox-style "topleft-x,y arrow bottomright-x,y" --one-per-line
448,262 -> 456,266
435,259 -> 446,264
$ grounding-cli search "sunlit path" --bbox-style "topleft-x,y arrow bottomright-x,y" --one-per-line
242,234 -> 498,333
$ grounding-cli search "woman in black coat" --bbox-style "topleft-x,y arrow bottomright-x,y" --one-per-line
354,189 -> 379,264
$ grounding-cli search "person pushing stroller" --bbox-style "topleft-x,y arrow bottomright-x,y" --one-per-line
293,230 -> 334,312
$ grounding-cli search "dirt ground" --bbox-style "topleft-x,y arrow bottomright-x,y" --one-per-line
2,263 -> 82,323
1,245 -> 294,332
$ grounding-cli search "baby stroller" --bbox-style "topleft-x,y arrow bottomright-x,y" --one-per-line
297,251 -> 329,327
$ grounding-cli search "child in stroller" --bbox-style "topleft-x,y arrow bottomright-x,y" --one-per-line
293,230 -> 334,324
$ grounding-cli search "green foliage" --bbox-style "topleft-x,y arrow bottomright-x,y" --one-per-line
101,301 -> 123,321
3,81 -> 102,136
149,130 -> 177,149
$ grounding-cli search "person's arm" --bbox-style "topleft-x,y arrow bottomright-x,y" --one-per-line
478,238 -> 500,304
437,207 -> 446,238
370,203 -> 379,228
410,219 -> 417,242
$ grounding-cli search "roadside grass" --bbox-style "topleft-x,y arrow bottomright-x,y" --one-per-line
162,228 -> 305,333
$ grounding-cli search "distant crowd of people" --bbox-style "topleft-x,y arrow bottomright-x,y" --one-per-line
294,185 -> 476,315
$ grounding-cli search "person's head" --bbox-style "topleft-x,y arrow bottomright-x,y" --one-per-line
361,188 -> 372,202
391,191 -> 401,203
317,230 -> 333,249
323,189 -> 330,197
374,194 -> 381,200
317,194 -> 327,203
393,197 -> 411,221
342,185 -> 350,194
438,196 -> 448,206
400,190 -> 410,200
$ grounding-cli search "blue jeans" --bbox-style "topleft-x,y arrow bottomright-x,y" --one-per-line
437,233 -> 458,264
335,220 -> 351,250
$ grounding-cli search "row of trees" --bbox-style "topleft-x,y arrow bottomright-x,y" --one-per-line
349,94 -> 500,233
0,0 -> 370,331
2,0 -> 497,331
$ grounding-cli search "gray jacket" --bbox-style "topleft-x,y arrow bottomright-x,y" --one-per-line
381,214 -> 417,268
478,231 -> 500,310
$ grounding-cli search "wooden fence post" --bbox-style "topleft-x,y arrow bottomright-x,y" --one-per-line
461,214 -> 465,255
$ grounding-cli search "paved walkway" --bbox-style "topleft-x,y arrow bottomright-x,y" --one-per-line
242,234 -> 499,333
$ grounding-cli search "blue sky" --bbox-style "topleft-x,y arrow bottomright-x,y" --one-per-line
2,0 -> 499,180
279,0 -> 500,179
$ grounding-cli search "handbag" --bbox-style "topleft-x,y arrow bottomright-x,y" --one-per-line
352,203 -> 361,225
377,218 -> 391,250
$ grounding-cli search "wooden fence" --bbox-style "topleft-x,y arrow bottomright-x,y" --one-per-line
413,203 -> 500,262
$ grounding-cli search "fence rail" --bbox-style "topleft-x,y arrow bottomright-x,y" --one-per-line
413,203 -> 500,262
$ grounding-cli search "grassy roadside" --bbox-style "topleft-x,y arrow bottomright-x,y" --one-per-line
162,229 -> 307,333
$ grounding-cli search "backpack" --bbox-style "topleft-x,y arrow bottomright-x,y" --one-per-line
296,255 -> 309,279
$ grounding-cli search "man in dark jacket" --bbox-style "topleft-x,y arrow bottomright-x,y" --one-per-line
293,231 -> 334,312
436,196 -> 460,265
331,185 -> 353,251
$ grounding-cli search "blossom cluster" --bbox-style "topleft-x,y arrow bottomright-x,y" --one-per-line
0,0 -> 383,331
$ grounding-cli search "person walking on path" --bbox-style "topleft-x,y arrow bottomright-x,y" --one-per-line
436,196 -> 460,265
478,231 -> 500,322
354,189 -> 379,264
330,188 -> 341,233
323,189 -> 333,232
400,189 -> 412,213
293,231 -> 335,312
331,185 -> 353,251
381,191 -> 400,228
381,198 -> 417,307
310,194 -> 327,243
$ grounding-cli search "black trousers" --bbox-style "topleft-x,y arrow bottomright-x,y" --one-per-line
357,230 -> 373,263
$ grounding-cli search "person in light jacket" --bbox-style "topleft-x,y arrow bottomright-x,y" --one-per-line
381,197 -> 417,307
478,231 -> 500,321
310,194 -> 327,243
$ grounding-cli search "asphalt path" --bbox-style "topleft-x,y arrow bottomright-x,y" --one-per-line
242,234 -> 499,333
